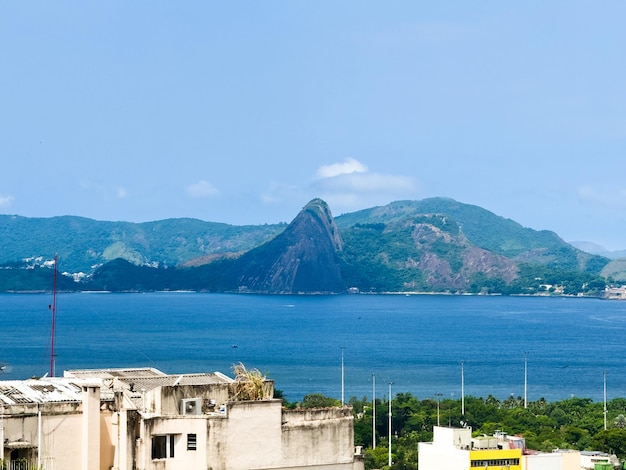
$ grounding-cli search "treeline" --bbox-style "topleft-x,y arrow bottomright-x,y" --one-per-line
468,264 -> 608,296
282,392 -> 626,470
0,258 -> 610,296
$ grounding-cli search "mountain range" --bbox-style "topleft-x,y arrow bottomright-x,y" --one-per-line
568,240 -> 626,260
0,197 -> 622,294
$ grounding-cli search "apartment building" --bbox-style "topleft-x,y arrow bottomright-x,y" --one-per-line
0,367 -> 363,470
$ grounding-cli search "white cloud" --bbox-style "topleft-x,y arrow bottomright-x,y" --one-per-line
186,180 -> 219,198
310,158 -> 419,212
0,194 -> 14,207
257,158 -> 419,218
79,180 -> 127,199
320,172 -> 415,192
315,158 -> 368,179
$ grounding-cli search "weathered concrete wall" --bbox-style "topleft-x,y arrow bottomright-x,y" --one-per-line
281,407 -> 355,468
205,402 -> 355,470
2,401 -> 115,470
3,412 -> 82,469
100,412 -> 115,470
207,400 -> 283,470
137,415 -> 209,470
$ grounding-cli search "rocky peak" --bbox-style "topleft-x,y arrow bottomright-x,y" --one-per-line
234,199 -> 344,293
293,198 -> 343,252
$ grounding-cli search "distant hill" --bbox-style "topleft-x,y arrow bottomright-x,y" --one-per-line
0,214 -> 286,273
600,259 -> 626,282
568,241 -> 626,281
0,198 -> 613,295
569,240 -> 626,260
336,199 -> 604,273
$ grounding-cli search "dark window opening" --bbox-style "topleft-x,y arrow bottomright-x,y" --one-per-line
152,436 -> 167,459
187,433 -> 197,451
152,434 -> 176,459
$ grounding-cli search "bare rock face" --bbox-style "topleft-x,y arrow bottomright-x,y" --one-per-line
234,199 -> 344,293
400,215 -> 518,291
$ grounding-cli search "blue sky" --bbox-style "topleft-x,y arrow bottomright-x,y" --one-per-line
1,2 -> 625,249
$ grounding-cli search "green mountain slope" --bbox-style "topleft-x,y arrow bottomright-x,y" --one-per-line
336,198 -> 605,273
338,214 -> 520,292
0,197 -> 612,295
0,214 -> 285,273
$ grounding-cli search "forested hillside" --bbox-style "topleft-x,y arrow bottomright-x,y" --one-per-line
0,198 -> 614,295
0,214 -> 285,272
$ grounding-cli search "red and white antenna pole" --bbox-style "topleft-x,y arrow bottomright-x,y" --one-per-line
49,254 -> 58,377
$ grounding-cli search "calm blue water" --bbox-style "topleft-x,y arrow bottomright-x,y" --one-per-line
1,293 -> 625,403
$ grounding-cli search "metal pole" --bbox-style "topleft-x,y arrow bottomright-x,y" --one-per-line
524,353 -> 528,409
388,382 -> 392,468
461,360 -> 465,416
49,254 -> 58,377
603,371 -> 606,431
38,407 -> 42,469
372,374 -> 376,449
0,403 -> 4,462
436,393 -> 442,427
341,348 -> 345,406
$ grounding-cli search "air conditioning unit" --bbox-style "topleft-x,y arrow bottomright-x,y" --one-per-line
180,398 -> 202,416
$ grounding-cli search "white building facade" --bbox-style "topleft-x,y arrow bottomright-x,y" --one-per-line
0,367 -> 363,470
418,426 -> 585,470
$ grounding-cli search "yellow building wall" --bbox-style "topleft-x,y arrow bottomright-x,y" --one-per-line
470,448 -> 522,470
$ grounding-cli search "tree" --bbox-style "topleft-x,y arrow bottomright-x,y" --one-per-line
300,393 -> 340,408
593,428 -> 626,457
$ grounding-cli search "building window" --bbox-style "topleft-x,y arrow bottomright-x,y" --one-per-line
187,433 -> 197,451
152,434 -> 176,459
470,458 -> 520,467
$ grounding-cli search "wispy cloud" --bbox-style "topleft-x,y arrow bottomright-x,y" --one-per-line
318,172 -> 415,192
0,194 -> 15,208
186,180 -> 219,198
258,158 -> 419,216
315,158 -> 368,179
79,180 -> 129,201
311,158 -> 418,211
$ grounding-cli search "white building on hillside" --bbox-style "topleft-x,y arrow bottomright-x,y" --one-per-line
0,367 -> 363,470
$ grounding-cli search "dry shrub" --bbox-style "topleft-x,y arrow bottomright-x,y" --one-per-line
230,362 -> 272,401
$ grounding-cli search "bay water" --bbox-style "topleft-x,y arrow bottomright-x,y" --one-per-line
1,293 -> 625,403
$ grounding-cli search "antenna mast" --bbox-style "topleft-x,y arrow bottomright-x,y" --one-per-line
49,254 -> 58,377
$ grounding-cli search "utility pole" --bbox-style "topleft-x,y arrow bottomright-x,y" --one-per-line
49,254 -> 58,377
341,347 -> 345,406
524,352 -> 528,409
1,403 -> 4,462
461,360 -> 465,416
602,371 -> 606,431
372,374 -> 376,449
436,393 -> 442,427
388,382 -> 393,468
